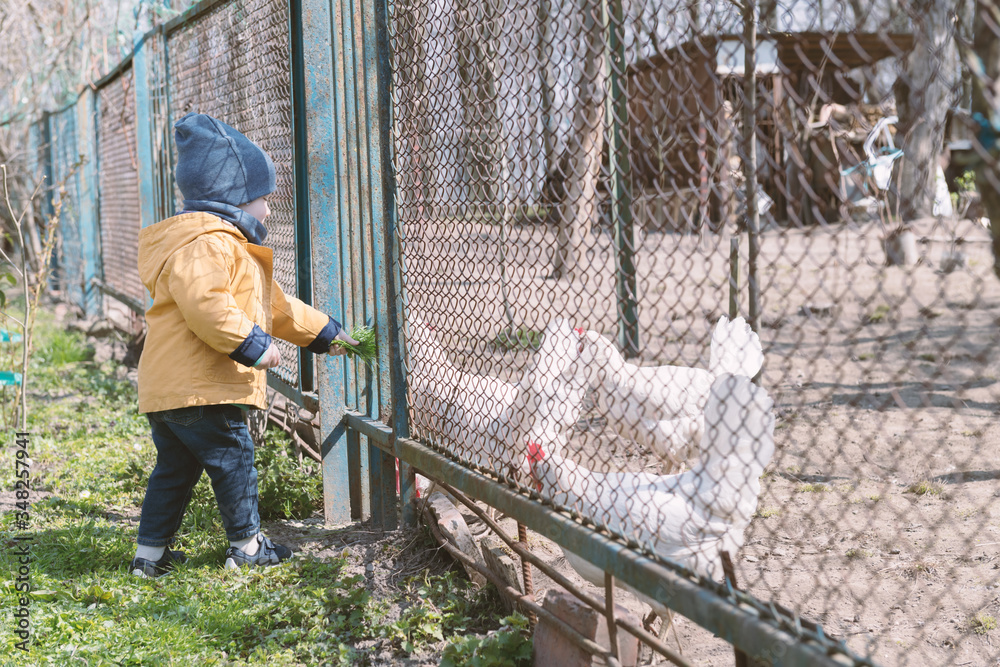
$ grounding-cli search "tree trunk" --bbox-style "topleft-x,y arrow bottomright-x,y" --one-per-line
969,0 -> 1000,279
536,0 -> 557,197
894,0 -> 959,221
395,0 -> 435,219
548,0 -> 604,279
455,0 -> 506,221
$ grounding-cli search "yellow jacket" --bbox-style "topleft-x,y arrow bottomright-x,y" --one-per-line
137,212 -> 338,413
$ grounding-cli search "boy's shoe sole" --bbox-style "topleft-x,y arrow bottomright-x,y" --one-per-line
224,534 -> 292,569
129,550 -> 187,578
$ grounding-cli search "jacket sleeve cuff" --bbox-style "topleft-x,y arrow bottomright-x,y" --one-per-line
306,317 -> 342,353
229,324 -> 272,367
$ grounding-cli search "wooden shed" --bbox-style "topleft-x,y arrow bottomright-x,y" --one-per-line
626,31 -> 914,231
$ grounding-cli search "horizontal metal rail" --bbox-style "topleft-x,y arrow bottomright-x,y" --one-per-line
420,502 -> 624,667
342,411 -> 867,667
90,277 -> 145,315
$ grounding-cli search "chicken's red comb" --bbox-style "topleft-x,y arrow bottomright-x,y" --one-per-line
527,441 -> 546,463
574,327 -> 586,335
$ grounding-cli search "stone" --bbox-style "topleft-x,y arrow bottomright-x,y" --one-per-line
593,601 -> 640,667
481,537 -> 522,612
799,303 -> 834,318
427,492 -> 487,587
533,589 -> 599,667
883,228 -> 919,266
532,589 -> 640,667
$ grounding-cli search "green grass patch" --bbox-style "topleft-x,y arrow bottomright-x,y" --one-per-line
35,326 -> 94,366
971,613 -> 997,635
863,304 -> 891,325
0,313 -> 513,664
797,483 -> 829,493
494,327 -> 544,351
905,480 -> 942,496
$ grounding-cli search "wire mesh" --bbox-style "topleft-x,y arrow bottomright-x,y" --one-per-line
146,30 -> 176,224
166,0 -> 299,387
97,67 -> 145,309
389,0 -> 1000,663
49,107 -> 84,312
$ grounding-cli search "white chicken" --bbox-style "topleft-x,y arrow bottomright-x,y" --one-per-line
527,373 -> 775,627
580,315 -> 764,472
406,318 -> 585,479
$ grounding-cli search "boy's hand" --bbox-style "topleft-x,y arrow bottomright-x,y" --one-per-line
328,329 -> 360,356
255,343 -> 282,369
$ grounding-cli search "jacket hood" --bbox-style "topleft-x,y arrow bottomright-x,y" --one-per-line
138,213 -> 245,298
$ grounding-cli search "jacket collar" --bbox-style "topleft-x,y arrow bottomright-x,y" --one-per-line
181,199 -> 268,245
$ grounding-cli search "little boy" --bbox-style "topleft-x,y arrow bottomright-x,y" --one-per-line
129,112 -> 358,577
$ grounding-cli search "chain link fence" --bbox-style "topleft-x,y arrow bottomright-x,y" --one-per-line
30,0 -> 1000,663
165,0 -> 302,388
389,0 -> 1000,664
97,67 -> 144,314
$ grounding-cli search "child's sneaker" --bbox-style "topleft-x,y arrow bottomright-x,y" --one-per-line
224,534 -> 292,569
129,550 -> 187,578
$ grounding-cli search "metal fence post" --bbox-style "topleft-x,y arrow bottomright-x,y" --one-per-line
76,89 -> 102,317
603,0 -> 639,358
327,0 -> 370,524
366,0 -> 411,530
133,31 -> 157,234
290,3 -> 317,395
301,0 -> 356,526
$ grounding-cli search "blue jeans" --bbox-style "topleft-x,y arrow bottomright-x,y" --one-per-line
136,405 -> 259,547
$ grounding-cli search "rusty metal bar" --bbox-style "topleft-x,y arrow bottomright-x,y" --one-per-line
604,572 -> 620,662
422,504 -> 622,667
729,236 -> 740,320
518,521 -> 537,629
436,478 -> 693,667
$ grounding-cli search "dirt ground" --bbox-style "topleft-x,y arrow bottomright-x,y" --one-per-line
398,211 -> 1000,666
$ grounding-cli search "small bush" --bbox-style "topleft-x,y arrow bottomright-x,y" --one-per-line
35,327 -> 93,365
441,615 -> 532,667
257,428 -> 322,520
956,169 -> 977,193
383,571 -> 478,654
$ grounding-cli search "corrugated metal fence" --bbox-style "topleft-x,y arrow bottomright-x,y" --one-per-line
31,0 -> 1000,664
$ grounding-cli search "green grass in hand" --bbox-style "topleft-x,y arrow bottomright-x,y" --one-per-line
331,325 -> 378,367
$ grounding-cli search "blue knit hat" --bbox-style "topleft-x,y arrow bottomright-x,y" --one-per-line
173,112 -> 275,244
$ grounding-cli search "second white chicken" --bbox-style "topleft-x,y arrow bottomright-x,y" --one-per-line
580,315 -> 764,471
